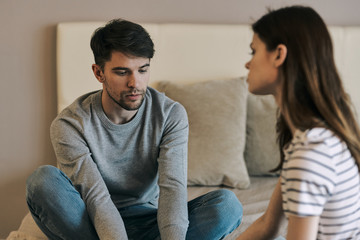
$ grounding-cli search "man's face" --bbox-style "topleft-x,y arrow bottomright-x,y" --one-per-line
99,51 -> 150,111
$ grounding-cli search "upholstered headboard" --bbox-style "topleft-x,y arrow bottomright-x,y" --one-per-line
56,22 -> 360,121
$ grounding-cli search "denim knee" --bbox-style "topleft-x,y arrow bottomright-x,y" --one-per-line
216,189 -> 243,233
215,189 -> 243,219
26,165 -> 65,202
187,189 -> 243,239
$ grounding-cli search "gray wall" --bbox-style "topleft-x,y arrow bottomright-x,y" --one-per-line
1,0 -> 360,237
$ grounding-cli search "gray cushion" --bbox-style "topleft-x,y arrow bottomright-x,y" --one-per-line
157,77 -> 250,188
244,93 -> 280,176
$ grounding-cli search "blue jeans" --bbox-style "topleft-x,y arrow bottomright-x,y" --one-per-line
26,165 -> 243,240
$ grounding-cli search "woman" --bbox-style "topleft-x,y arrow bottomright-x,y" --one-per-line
238,6 -> 360,240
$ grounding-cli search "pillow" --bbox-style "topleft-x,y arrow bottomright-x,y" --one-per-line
157,77 -> 250,189
244,93 -> 280,176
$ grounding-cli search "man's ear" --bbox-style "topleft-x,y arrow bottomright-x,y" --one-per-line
92,64 -> 105,83
274,44 -> 287,68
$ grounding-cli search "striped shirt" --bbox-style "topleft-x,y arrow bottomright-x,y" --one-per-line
281,128 -> 360,239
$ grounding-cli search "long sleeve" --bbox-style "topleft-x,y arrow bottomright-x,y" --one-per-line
50,112 -> 129,240
157,103 -> 189,239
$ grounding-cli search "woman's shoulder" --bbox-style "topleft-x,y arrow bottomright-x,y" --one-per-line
294,127 -> 335,143
284,127 -> 348,171
288,127 -> 342,152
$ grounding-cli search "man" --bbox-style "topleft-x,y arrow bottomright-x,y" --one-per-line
26,19 -> 242,240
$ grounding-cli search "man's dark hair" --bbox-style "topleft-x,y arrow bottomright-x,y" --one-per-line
90,19 -> 155,70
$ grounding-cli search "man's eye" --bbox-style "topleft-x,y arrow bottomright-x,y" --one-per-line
116,71 -> 127,76
249,49 -> 255,55
139,69 -> 148,74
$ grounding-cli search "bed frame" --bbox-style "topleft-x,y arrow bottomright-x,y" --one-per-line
57,22 -> 360,119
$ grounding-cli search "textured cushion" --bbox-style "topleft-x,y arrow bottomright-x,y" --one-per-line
244,93 -> 280,176
157,77 -> 250,189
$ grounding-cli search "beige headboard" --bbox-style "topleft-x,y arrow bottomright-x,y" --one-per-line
56,22 -> 360,121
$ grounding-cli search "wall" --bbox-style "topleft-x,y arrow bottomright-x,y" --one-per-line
1,0 -> 360,237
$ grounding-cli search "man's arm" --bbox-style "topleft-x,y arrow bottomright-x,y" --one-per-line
51,116 -> 128,240
157,103 -> 189,239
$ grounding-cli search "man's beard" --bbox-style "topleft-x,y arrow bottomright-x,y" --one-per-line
105,87 -> 146,111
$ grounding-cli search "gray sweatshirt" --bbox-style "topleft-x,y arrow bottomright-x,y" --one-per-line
50,87 -> 189,239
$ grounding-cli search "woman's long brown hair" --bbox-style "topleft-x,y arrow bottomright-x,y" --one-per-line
252,6 -> 360,171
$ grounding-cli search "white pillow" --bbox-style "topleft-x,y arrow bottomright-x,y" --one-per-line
157,77 -> 250,189
244,93 -> 280,176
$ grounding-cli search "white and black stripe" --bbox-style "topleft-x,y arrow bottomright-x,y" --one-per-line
281,128 -> 360,239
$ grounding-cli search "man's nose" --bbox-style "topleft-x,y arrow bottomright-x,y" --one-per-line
128,74 -> 139,88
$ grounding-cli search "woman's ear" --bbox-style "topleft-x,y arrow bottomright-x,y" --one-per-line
92,64 -> 105,83
274,44 -> 287,68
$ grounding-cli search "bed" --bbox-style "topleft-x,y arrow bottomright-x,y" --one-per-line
6,22 -> 360,240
